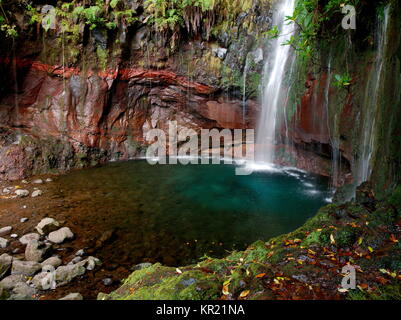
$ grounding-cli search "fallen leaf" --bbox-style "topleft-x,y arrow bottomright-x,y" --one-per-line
330,234 -> 336,244
389,234 -> 399,243
222,285 -> 230,295
176,268 -> 183,274
338,288 -> 349,293
239,290 -> 250,298
256,273 -> 266,278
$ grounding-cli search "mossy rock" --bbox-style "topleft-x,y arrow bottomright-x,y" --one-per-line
98,263 -> 221,300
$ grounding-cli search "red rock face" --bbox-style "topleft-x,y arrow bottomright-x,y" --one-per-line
0,59 -> 257,180
292,72 -> 330,145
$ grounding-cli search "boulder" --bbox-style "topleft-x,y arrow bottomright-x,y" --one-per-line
55,264 -> 86,286
41,256 -> 62,268
19,233 -> 40,245
0,237 -> 8,249
15,189 -> 29,197
0,284 -> 9,300
0,274 -> 27,290
59,293 -> 83,300
32,268 -> 56,291
48,227 -> 74,244
11,260 -> 41,276
9,282 -> 35,300
35,218 -> 60,235
0,226 -> 12,237
25,240 -> 51,262
0,254 -> 13,279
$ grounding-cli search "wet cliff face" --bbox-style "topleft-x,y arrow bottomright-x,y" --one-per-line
0,0 -> 270,180
273,0 -> 401,195
0,0 -> 400,192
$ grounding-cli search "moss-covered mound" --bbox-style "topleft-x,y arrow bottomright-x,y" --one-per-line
99,184 -> 401,300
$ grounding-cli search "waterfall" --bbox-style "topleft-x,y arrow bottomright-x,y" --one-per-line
256,0 -> 296,163
356,5 -> 390,185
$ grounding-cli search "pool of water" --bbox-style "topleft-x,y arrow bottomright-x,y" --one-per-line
47,160 -> 331,266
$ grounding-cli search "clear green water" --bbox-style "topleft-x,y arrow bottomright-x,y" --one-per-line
49,161 -> 331,266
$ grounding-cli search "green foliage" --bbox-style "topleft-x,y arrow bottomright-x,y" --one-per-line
270,0 -> 361,62
110,0 -> 120,9
144,0 -> 253,33
26,4 -> 41,25
333,73 -> 352,88
0,0 -> 17,38
263,25 -> 279,39
0,23 -> 17,37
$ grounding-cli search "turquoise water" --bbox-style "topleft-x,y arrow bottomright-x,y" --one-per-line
49,161 -> 331,266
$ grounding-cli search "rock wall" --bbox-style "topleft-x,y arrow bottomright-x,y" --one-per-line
0,0 -> 400,191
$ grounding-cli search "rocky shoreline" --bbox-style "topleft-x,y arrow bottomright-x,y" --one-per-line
0,176 -> 131,300
0,179 -> 104,300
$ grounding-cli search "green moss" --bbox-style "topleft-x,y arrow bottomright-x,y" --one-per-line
335,226 -> 360,248
348,283 -> 401,300
96,46 -> 108,70
99,263 -> 221,300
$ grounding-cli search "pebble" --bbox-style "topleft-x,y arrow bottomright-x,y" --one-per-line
70,256 -> 82,264
0,237 -> 9,248
59,293 -> 83,300
10,234 -> 18,239
75,249 -> 85,257
102,278 -> 113,286
45,178 -> 53,183
2,187 -> 12,194
0,226 -> 12,237
20,218 -> 29,223
32,179 -> 43,184
31,190 -> 43,198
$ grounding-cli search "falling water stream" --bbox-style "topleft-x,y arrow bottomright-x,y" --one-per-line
356,6 -> 390,185
256,0 -> 296,163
